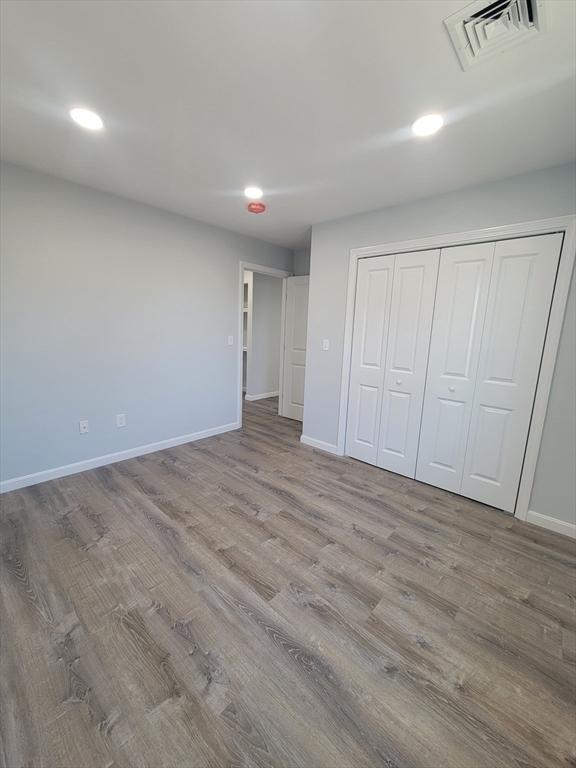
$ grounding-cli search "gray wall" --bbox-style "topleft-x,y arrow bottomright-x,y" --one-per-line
0,162 -> 292,482
246,272 -> 282,398
530,263 -> 576,525
293,247 -> 311,276
303,162 -> 576,524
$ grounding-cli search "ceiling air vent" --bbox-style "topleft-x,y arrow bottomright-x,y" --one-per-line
444,0 -> 545,70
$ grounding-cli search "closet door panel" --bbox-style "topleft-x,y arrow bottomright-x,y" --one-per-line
345,255 -> 395,464
377,249 -> 440,477
416,243 -> 494,491
461,233 -> 563,511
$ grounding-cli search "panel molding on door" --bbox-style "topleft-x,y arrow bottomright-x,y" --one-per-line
345,255 -> 394,463
377,249 -> 440,477
416,242 -> 495,492
460,233 -> 563,511
281,276 -> 309,421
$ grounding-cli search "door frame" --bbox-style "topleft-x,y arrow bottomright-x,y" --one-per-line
237,262 -> 291,428
336,215 -> 576,522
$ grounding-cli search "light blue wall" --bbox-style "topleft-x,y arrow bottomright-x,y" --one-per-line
530,262 -> 576,525
293,247 -> 311,276
303,162 -> 576,525
0,162 -> 292,482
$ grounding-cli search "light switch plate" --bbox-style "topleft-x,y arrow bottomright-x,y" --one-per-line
322,339 -> 330,351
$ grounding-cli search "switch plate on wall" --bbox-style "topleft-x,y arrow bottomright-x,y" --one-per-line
322,339 -> 330,351
116,413 -> 127,428
79,419 -> 89,434
227,335 -> 234,346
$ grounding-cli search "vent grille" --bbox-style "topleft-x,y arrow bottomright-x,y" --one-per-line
444,0 -> 544,70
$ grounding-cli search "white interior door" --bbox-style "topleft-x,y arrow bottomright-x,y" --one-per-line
345,255 -> 394,464
281,276 -> 309,421
461,233 -> 563,511
416,242 -> 495,492
377,249 -> 440,477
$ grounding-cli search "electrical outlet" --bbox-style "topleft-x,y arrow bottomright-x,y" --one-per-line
79,419 -> 89,434
116,413 -> 127,428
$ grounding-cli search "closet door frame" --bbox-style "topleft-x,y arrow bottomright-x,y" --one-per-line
337,215 -> 576,524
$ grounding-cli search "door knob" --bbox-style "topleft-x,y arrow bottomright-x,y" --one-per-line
396,379 -> 402,386
448,386 -> 456,392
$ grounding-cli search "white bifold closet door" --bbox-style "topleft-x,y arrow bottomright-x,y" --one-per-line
346,250 -> 439,476
376,250 -> 440,475
415,242 -> 495,493
416,233 -> 562,512
346,255 -> 394,464
459,233 -> 563,511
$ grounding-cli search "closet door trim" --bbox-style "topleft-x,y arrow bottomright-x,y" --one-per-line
337,215 -> 576,522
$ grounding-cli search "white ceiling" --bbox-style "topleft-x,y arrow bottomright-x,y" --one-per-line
1,0 -> 575,248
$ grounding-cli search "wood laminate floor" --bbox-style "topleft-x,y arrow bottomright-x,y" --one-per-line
1,398 -> 575,768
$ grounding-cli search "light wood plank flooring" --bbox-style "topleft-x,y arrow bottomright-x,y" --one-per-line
1,397 -> 575,768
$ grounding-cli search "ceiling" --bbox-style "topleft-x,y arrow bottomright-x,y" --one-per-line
1,0 -> 575,249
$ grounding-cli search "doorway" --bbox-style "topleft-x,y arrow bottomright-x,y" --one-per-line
243,269 -> 284,402
236,263 -> 309,430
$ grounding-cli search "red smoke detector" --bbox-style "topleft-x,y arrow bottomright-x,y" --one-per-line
247,201 -> 266,214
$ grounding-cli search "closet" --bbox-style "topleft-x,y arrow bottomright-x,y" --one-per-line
345,232 -> 563,513
346,249 -> 439,475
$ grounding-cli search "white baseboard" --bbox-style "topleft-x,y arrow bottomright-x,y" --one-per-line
300,435 -> 343,456
525,509 -> 576,539
244,391 -> 279,402
0,421 -> 241,494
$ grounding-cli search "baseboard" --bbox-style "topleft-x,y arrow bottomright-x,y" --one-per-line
525,509 -> 576,539
244,391 -> 279,402
0,421 -> 241,494
300,435 -> 343,456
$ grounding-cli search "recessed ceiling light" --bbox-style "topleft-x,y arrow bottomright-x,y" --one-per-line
411,113 -> 444,137
244,186 -> 263,200
69,107 -> 104,131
